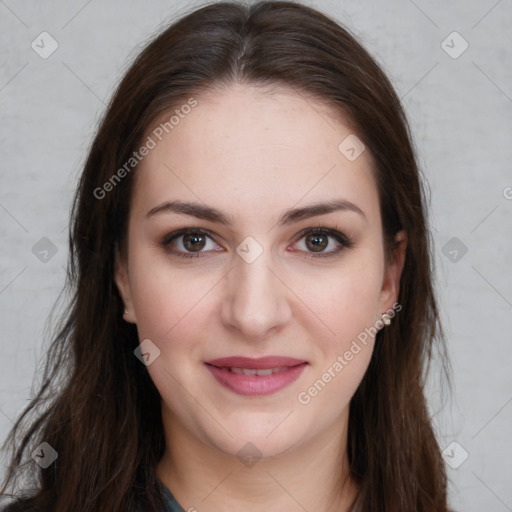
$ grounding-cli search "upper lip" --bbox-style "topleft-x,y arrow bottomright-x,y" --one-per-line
204,356 -> 307,369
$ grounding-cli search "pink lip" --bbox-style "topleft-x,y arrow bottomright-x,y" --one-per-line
204,356 -> 308,396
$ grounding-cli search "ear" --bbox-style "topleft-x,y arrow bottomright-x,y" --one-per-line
379,230 -> 407,312
114,246 -> 137,324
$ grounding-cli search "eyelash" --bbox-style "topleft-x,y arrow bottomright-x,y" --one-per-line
159,225 -> 354,260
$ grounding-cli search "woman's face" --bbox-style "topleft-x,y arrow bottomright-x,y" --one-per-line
115,82 -> 406,460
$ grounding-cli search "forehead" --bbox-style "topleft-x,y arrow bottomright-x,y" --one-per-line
131,82 -> 380,227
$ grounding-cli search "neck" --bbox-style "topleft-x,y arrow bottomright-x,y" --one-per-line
156,405 -> 360,512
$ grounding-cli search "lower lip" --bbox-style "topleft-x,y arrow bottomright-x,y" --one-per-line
205,363 -> 308,396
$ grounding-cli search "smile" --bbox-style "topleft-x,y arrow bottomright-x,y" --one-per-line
204,356 -> 308,396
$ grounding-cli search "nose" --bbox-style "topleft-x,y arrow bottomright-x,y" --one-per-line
220,248 -> 292,341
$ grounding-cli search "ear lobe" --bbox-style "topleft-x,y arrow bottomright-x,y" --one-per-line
380,230 -> 408,310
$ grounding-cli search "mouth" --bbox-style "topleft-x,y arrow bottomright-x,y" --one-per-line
204,356 -> 308,396
218,366 -> 293,376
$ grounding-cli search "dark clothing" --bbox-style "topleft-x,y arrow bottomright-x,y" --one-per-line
160,482 -> 185,512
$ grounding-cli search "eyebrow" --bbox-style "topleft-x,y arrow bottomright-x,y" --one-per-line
145,198 -> 367,226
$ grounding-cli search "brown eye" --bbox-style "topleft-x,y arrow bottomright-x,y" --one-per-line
305,233 -> 329,252
160,228 -> 223,259
183,233 -> 206,252
292,227 -> 354,258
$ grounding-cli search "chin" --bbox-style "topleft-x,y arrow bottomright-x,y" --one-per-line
204,418 -> 309,461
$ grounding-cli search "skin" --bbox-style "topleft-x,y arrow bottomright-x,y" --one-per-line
115,82 -> 407,512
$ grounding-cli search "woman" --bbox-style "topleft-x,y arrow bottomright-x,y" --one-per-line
1,1 -> 451,510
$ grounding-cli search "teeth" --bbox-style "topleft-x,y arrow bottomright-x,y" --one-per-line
228,367 -> 288,376
254,368 -> 273,376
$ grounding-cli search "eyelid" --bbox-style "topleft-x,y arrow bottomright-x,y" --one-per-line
160,226 -> 219,246
292,225 -> 352,246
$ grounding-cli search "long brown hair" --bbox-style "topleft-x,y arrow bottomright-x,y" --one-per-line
1,1 -> 451,510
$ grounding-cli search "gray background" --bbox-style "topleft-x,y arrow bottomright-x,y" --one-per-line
1,0 -> 511,509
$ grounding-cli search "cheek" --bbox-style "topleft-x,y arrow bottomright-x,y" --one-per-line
128,258 -> 213,398
300,258 -> 384,347
128,247 -> 218,347
327,277 -> 381,341
296,272 -> 380,413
